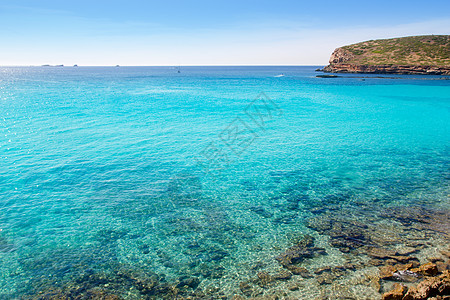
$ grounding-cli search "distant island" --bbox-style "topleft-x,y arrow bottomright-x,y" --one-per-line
321,35 -> 450,75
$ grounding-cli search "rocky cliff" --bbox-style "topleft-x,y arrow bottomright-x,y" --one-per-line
322,35 -> 450,75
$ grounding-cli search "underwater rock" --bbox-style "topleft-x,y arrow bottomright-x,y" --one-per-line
331,267 -> 347,278
343,262 -> 359,271
314,266 -> 332,275
197,264 -> 225,279
286,266 -> 312,278
176,276 -> 200,289
379,265 -> 397,280
207,248 -> 229,262
435,261 -> 450,273
369,258 -> 386,266
367,247 -> 420,267
250,206 -> 273,218
397,246 -> 419,256
273,270 -> 292,281
275,235 -> 315,266
380,206 -> 432,227
28,266 -> 201,299
328,226 -> 367,252
94,228 -> 128,244
382,283 -> 407,300
273,214 -> 298,224
314,265 -> 348,277
440,250 -> 450,258
308,215 -> 371,252
316,273 -> 335,285
405,241 -> 427,250
276,235 -> 327,275
368,247 -> 398,259
306,216 -> 332,231
0,235 -> 14,252
393,256 -> 421,265
257,272 -> 274,287
368,275 -> 382,292
33,288 -> 123,300
239,281 -> 254,297
287,282 -> 300,291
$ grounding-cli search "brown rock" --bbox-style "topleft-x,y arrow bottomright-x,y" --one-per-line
314,266 -> 332,275
287,283 -> 299,291
381,283 -> 407,300
369,258 -> 385,266
257,272 -> 274,287
439,250 -> 450,258
402,286 -> 420,300
316,273 -> 334,285
273,270 -> 292,281
391,256 -> 420,264
368,275 -> 381,292
368,248 -> 397,259
379,265 -> 397,280
386,259 -> 399,265
436,261 -> 449,273
405,241 -> 427,250
440,269 -> 450,279
403,276 -> 445,300
395,263 -> 414,271
287,266 -> 312,278
412,263 -> 439,276
343,262 -> 358,270
397,247 -> 418,256
331,267 -> 346,278
239,281 -> 253,297
276,235 -> 322,268
439,281 -> 450,295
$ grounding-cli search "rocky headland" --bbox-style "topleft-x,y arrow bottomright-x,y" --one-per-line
321,35 -> 450,75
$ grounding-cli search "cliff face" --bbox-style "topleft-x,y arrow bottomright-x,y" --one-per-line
323,64 -> 450,75
323,35 -> 450,75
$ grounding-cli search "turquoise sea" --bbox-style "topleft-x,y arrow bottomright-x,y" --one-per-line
0,66 -> 449,299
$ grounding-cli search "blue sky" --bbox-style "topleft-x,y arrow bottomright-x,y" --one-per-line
1,0 -> 449,65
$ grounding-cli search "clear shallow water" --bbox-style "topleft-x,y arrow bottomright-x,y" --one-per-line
0,66 -> 449,299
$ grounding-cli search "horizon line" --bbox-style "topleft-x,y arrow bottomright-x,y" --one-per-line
0,64 -> 327,68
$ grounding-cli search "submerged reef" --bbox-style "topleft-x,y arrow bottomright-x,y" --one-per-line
21,168 -> 450,299
26,203 -> 449,299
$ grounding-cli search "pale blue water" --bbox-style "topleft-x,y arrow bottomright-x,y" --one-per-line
0,66 -> 449,298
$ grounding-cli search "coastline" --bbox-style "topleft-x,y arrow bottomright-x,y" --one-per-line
321,64 -> 450,75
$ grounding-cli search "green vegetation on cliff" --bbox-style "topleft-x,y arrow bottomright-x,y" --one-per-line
337,35 -> 450,66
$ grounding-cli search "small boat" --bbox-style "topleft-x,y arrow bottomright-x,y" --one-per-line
274,74 -> 285,77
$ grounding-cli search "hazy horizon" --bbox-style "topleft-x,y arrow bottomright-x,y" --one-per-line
1,0 -> 450,66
